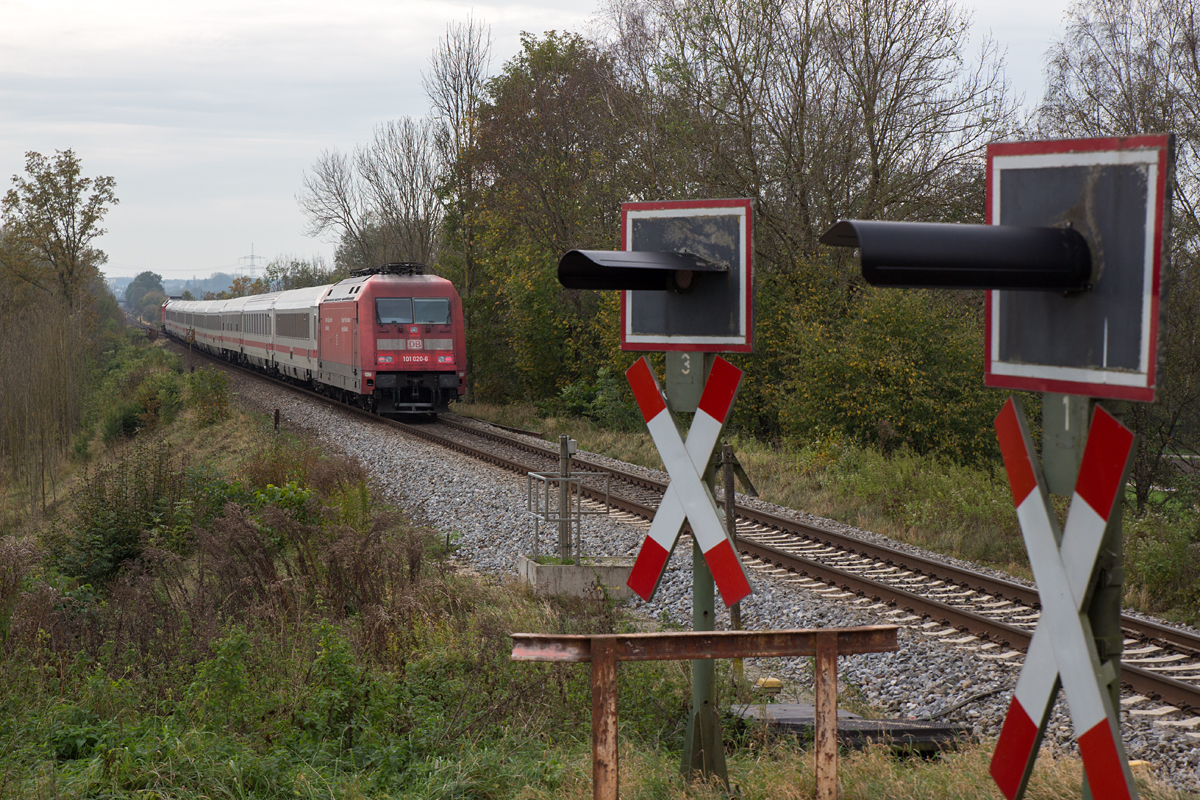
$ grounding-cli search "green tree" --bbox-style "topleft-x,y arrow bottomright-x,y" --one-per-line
125,270 -> 164,311
264,254 -> 342,290
138,290 -> 168,322
1,150 -> 118,308
465,32 -> 639,400
204,275 -> 271,300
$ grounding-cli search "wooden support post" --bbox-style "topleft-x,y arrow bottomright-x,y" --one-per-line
815,630 -> 839,800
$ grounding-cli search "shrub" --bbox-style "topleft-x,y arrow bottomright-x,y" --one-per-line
1126,513 -> 1200,621
188,367 -> 230,426
90,340 -> 186,445
101,400 -> 142,443
50,440 -> 189,585
134,370 -> 184,428
780,287 -> 1004,465
0,537 -> 41,647
542,367 -> 641,431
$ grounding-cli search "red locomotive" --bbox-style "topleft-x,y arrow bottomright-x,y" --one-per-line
163,263 -> 466,413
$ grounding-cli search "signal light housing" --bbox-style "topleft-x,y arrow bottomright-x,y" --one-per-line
820,220 -> 1092,291
558,250 -> 727,293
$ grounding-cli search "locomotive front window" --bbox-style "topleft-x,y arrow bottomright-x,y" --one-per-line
376,298 -> 413,324
414,298 -> 451,325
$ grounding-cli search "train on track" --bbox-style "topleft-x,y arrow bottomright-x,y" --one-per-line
162,263 -> 465,414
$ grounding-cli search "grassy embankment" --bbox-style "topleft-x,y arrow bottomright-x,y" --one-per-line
457,402 -> 1200,628
0,332 -> 1194,798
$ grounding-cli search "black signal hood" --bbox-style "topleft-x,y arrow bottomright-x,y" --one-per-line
558,250 -> 727,293
820,220 -> 1092,291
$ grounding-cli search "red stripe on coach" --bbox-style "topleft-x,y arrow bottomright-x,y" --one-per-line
704,539 -> 751,607
626,358 -> 667,422
1078,720 -> 1132,800
990,698 -> 1039,800
1075,406 -> 1134,522
697,356 -> 742,422
627,537 -> 670,601
995,399 -> 1038,508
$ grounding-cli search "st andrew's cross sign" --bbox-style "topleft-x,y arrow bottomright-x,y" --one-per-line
990,398 -> 1137,800
624,356 -> 752,607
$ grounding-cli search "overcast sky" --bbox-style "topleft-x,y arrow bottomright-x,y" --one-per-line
0,0 -> 1073,282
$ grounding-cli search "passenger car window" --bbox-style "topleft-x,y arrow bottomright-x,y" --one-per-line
414,298 -> 451,325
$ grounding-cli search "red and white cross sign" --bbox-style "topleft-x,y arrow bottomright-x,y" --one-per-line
990,398 -> 1137,800
625,356 -> 752,607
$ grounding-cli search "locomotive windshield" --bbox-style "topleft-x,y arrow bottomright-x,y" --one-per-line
376,297 -> 451,325
414,298 -> 451,325
376,298 -> 413,324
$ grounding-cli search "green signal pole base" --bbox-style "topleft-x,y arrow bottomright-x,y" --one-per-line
680,538 -> 729,789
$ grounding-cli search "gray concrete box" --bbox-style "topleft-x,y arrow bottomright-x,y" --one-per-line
516,555 -> 634,600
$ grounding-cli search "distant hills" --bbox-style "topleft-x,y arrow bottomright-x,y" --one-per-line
107,273 -> 246,300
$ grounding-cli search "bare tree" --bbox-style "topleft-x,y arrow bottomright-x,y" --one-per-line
297,149 -> 375,268
823,0 -> 1016,222
423,16 -> 493,295
1042,0 -> 1200,231
595,0 -> 1015,268
598,0 -> 846,263
298,120 -> 444,270
357,118 -> 444,265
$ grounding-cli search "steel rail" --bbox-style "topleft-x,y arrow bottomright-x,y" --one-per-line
732,536 -> 1200,713
560,456 -> 1200,658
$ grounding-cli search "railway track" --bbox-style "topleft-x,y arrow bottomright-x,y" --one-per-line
162,329 -> 1200,718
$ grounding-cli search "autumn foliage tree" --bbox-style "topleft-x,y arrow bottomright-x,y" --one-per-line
0,150 -> 120,519
439,6 -> 1014,449
293,4 -> 1034,461
467,32 -> 640,400
2,150 -> 117,308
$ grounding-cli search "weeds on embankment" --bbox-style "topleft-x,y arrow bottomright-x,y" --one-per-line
0,348 -> 690,798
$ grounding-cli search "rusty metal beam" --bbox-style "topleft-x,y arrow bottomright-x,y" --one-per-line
511,626 -> 900,800
591,637 -> 619,799
510,626 -> 898,665
815,631 -> 838,800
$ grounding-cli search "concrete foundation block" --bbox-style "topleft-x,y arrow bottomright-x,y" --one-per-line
516,555 -> 635,600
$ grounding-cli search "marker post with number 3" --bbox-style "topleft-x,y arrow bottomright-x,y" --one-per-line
556,198 -> 756,788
